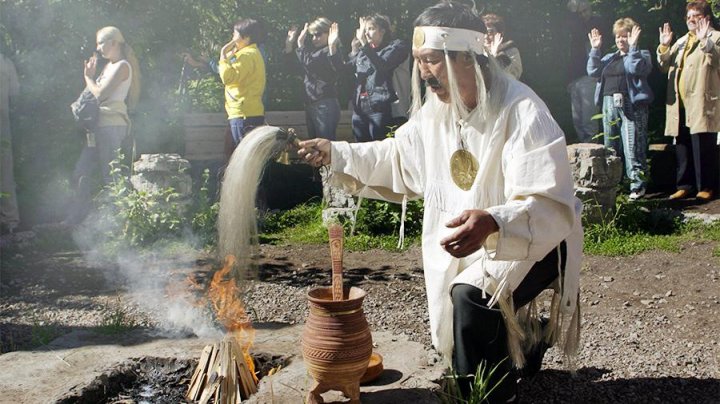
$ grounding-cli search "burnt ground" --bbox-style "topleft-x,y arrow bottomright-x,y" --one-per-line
0,198 -> 719,403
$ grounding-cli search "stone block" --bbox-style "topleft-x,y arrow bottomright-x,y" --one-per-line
131,154 -> 193,198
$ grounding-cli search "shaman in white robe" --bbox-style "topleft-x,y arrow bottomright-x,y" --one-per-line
329,79 -> 583,364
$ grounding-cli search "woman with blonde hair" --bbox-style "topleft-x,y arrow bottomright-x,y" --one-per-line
587,18 -> 653,200
65,26 -> 140,225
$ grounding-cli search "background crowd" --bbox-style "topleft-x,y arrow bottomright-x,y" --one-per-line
1,0 -> 720,231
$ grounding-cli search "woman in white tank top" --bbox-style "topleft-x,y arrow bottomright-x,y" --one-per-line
65,26 -> 141,225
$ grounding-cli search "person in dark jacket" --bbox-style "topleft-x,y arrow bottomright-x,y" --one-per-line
587,18 -> 654,199
285,18 -> 344,140
346,14 -> 410,142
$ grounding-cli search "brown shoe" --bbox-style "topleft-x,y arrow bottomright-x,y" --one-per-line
669,189 -> 690,200
696,189 -> 714,201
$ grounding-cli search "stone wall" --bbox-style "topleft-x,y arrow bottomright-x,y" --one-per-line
567,143 -> 623,223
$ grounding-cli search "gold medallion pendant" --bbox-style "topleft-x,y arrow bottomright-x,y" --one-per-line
450,149 -> 479,191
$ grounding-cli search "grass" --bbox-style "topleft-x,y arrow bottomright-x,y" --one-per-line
96,299 -> 139,335
438,360 -> 510,404
581,198 -> 720,256
31,320 -> 63,347
261,198 -> 720,257
260,201 -> 420,251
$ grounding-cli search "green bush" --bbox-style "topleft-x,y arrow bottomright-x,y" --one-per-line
100,158 -> 217,248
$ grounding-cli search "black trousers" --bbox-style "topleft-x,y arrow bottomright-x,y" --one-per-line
450,242 -> 566,402
676,108 -> 719,193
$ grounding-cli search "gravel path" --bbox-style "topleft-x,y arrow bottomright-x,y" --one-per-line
1,232 -> 719,403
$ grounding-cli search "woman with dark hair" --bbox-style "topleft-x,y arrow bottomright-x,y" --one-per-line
347,14 -> 410,142
219,18 -> 266,146
658,0 -> 720,201
284,17 -> 343,140
482,13 -> 523,79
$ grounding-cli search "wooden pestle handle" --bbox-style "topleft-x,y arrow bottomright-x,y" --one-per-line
328,224 -> 344,301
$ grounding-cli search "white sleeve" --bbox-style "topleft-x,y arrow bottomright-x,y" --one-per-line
330,120 -> 424,202
484,100 -> 578,261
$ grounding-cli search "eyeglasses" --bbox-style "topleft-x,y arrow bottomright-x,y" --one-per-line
687,13 -> 704,20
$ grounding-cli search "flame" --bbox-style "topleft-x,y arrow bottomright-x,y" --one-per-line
209,255 -> 258,383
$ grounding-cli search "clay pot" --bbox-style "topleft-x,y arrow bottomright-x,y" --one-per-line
302,286 -> 372,404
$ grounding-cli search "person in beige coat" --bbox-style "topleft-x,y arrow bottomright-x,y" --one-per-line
658,0 -> 719,201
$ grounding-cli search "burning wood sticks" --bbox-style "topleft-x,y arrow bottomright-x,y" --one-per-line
186,336 -> 258,404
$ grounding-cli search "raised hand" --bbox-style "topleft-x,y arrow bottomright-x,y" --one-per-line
356,17 -> 367,46
297,23 -> 309,49
489,33 -> 503,56
328,22 -> 340,54
659,23 -> 673,47
588,28 -> 602,49
285,25 -> 299,52
697,18 -> 711,40
628,25 -> 641,48
84,54 -> 97,79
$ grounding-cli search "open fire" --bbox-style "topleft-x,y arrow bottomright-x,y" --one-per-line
186,255 -> 260,403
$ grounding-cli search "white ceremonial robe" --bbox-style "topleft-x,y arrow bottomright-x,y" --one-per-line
330,79 -> 583,360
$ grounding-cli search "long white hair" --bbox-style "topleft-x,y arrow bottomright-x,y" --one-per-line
410,51 -> 508,128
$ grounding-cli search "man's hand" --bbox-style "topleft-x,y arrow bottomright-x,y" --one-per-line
298,138 -> 331,167
440,210 -> 499,258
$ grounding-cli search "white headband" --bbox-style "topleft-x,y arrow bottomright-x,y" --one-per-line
412,26 -> 486,55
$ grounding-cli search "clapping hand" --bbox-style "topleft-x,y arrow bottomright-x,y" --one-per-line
356,17 -> 367,47
84,54 -> 97,79
488,33 -> 503,56
659,23 -> 673,47
285,25 -> 299,52
328,22 -> 340,54
297,23 -> 309,49
588,28 -> 602,49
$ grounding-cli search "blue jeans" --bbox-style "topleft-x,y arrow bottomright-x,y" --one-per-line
229,116 -> 265,146
306,98 -> 340,140
570,76 -> 600,143
602,95 -> 648,192
66,125 -> 127,224
352,97 -> 392,143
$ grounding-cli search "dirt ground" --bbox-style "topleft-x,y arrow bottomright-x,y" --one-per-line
1,198 -> 719,403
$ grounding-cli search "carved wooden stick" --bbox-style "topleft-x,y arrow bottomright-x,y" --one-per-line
328,224 -> 344,301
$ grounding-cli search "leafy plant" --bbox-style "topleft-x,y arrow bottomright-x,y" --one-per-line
191,168 -> 220,247
103,158 -> 185,246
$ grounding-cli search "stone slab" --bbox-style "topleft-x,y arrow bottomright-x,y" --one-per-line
0,324 -> 442,404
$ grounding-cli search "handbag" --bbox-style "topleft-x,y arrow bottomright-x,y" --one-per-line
71,89 -> 100,132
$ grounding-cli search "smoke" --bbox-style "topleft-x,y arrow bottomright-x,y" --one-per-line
70,181 -> 224,338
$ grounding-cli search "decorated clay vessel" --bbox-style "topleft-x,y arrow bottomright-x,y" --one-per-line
302,286 -> 372,404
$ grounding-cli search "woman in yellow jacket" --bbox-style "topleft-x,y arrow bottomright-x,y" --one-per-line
219,18 -> 266,146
